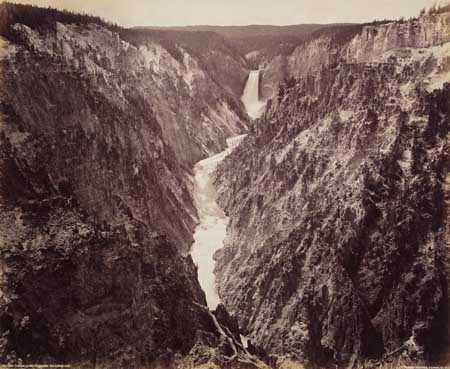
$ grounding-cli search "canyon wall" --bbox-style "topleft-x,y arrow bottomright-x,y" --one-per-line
262,12 -> 450,100
215,11 -> 450,366
0,4 -> 250,366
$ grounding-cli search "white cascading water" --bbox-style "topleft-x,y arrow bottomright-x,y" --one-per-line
190,70 -> 265,309
241,70 -> 266,120
190,135 -> 246,308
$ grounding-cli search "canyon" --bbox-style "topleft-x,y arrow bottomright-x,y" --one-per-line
0,2 -> 449,369
214,8 -> 450,367
0,3 -> 253,366
191,69 -> 265,309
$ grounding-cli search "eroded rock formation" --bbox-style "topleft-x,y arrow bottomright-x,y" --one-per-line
0,3 -> 251,366
214,11 -> 450,366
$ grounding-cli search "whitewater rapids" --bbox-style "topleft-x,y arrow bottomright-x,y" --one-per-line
190,70 -> 265,309
191,135 -> 246,308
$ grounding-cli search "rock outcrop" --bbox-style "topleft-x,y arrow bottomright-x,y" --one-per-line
262,12 -> 450,100
214,10 -> 450,366
3,2 -> 450,367
0,3 -> 251,366
12,20 -> 249,169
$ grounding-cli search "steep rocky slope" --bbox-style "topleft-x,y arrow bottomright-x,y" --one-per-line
120,28 -> 250,167
128,29 -> 251,99
215,11 -> 450,366
0,0 -> 251,252
260,24 -> 363,99
262,11 -> 450,100
0,3 -> 252,366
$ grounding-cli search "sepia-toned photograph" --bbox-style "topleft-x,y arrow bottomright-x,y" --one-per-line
0,0 -> 449,368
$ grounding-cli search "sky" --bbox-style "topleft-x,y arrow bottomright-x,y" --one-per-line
8,0 -> 447,27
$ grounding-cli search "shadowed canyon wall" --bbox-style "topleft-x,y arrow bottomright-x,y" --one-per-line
214,10 -> 450,366
0,3 -> 252,366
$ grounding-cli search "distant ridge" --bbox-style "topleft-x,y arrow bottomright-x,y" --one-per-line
135,23 -> 356,62
134,23 -> 353,42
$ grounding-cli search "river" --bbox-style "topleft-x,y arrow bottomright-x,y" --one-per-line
190,70 -> 264,309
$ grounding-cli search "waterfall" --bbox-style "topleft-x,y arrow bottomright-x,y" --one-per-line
241,70 -> 266,119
